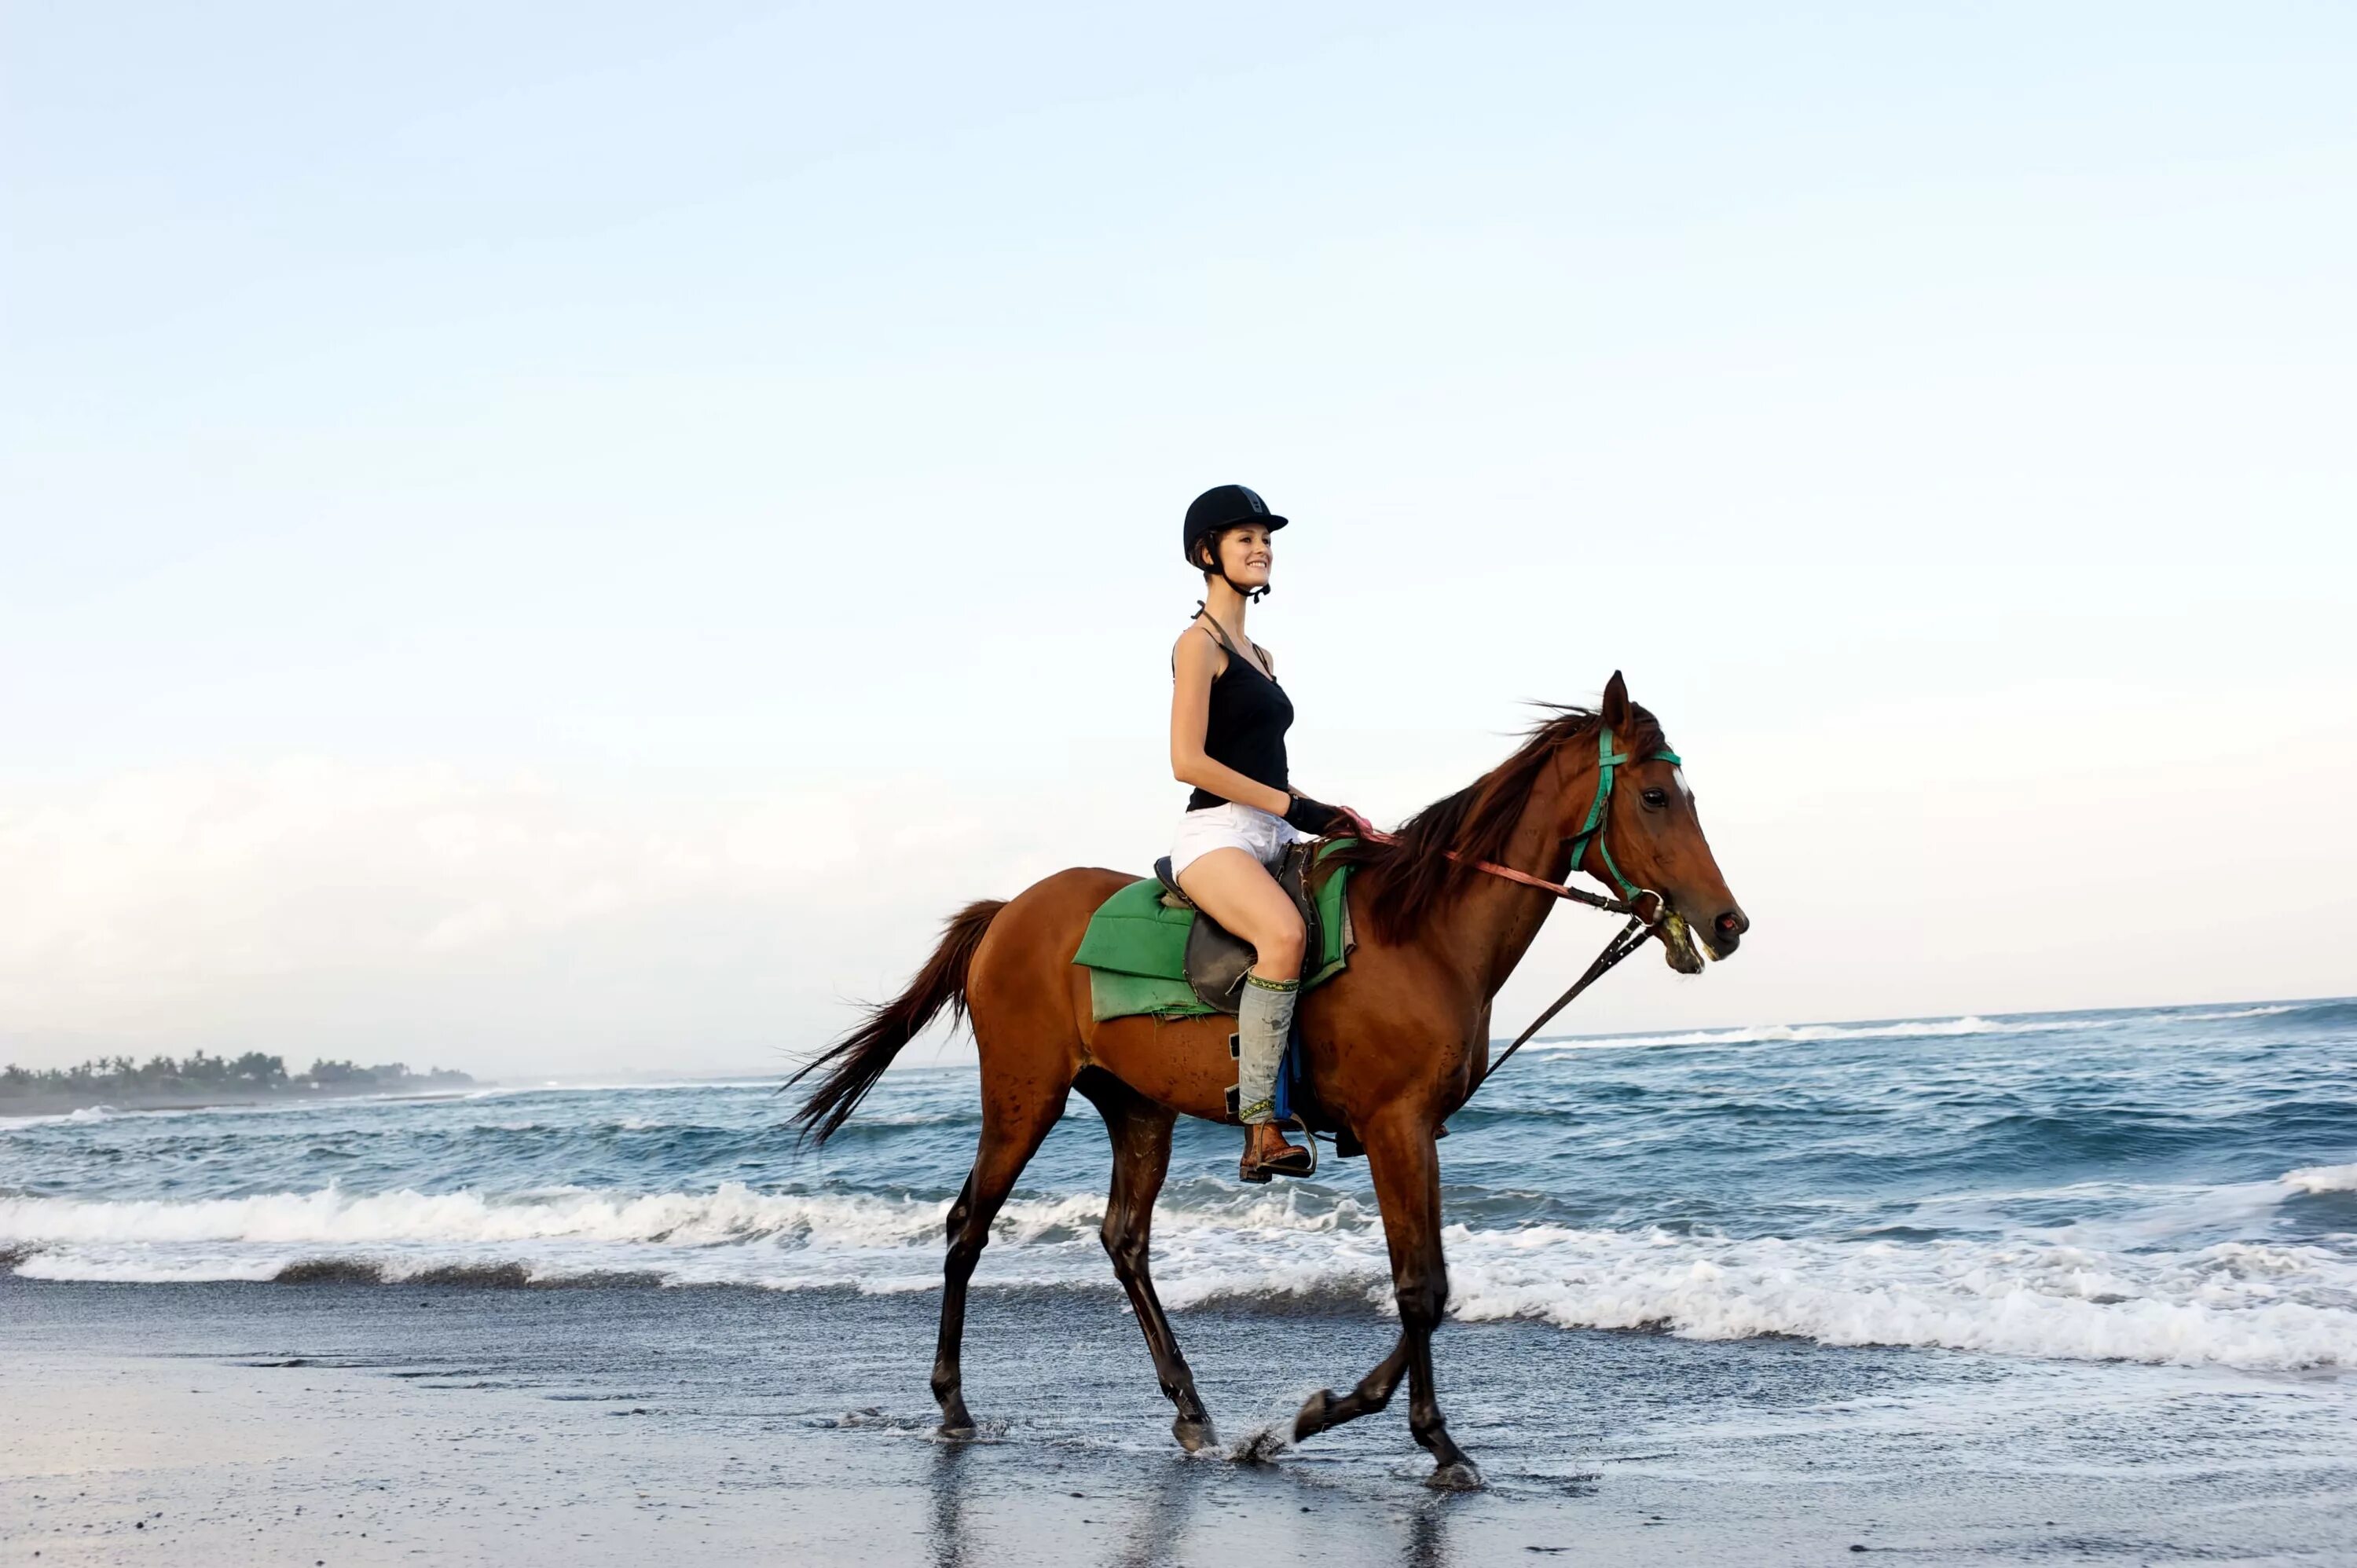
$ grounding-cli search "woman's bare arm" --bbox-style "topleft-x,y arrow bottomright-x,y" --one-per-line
1170,628 -> 1292,816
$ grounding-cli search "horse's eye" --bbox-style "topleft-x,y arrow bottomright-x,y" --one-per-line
1640,787 -> 1668,808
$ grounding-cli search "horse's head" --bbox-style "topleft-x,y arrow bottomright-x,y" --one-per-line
1586,671 -> 1748,974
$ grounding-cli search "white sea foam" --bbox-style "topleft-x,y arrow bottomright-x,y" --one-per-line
460,1078 -> 785,1100
8,1181 -> 2355,1372
2,1097 -> 440,1130
1,1105 -> 120,1128
2282,1163 -> 2357,1195
1530,1014 -> 2119,1053
1534,999 -> 2310,1053
0,1183 -> 960,1250
1440,1228 -> 2357,1371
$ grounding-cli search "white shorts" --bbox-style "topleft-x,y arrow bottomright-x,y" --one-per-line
1169,800 -> 1303,879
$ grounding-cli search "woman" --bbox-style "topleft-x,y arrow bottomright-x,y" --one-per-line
1168,484 -> 1352,1183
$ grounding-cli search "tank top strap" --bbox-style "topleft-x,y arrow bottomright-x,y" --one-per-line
1193,615 -> 1270,679
1174,617 -> 1228,679
1178,608 -> 1293,811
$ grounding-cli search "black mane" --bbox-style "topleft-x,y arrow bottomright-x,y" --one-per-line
1323,702 -> 1668,943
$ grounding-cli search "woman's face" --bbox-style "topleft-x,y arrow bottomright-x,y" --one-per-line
1210,525 -> 1274,589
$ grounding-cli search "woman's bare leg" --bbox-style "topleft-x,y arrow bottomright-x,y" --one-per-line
1174,848 -> 1304,983
1176,848 -> 1308,1166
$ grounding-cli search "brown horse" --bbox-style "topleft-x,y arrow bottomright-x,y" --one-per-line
789,672 -> 1746,1486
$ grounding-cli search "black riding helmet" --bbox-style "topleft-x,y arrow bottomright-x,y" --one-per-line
1182,484 -> 1288,602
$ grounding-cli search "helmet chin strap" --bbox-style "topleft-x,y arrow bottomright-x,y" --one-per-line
1195,544 -> 1270,606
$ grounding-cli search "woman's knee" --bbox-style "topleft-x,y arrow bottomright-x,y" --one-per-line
1253,910 -> 1307,973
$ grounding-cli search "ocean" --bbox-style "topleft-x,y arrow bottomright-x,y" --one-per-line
7,996 -> 2355,1375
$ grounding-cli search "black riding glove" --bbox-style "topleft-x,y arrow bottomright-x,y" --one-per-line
1282,793 -> 1347,836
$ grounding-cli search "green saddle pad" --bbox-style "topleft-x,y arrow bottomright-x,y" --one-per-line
1071,843 -> 1357,1023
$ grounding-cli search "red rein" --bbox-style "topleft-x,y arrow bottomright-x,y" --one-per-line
1332,807 -> 1640,915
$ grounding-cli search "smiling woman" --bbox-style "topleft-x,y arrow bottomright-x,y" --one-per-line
1164,483 -> 1357,1182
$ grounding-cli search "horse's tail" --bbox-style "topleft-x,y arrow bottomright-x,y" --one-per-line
786,898 -> 1006,1145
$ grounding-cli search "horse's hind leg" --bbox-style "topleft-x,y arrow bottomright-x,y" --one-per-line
1078,1072 -> 1216,1453
933,1077 -> 1068,1436
1291,1112 -> 1478,1487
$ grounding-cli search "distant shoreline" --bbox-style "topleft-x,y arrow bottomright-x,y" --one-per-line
3,1050 -> 475,1119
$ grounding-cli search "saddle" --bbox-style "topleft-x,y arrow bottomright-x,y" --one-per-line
1150,841 -> 1325,1016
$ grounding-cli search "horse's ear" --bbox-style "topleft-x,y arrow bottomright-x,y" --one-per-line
1600,670 -> 1632,734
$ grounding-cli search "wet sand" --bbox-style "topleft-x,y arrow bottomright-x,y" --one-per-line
5,1274 -> 2354,1566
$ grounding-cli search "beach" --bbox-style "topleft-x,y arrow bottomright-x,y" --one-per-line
7,998 -> 2357,1563
13,3 -> 2355,1555
10,1274 -> 2357,1566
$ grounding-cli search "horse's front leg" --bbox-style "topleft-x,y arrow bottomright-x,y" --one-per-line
1292,1109 -> 1478,1486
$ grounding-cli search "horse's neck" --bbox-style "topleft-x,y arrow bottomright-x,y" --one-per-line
1447,747 -> 1593,1001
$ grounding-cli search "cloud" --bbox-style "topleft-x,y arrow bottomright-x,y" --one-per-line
0,760 -> 990,1074
5,679 -> 2353,1083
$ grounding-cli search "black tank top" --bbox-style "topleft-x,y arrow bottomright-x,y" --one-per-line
1184,618 -> 1293,811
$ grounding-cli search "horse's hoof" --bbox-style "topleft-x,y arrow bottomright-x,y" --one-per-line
1233,1426 -> 1289,1466
1292,1389 -> 1335,1442
1426,1459 -> 1484,1491
1173,1416 -> 1218,1453
936,1421 -> 977,1440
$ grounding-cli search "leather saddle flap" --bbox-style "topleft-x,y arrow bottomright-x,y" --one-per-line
1151,843 -> 1324,1015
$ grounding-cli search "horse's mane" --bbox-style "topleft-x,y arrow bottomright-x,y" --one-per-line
1324,702 -> 1669,943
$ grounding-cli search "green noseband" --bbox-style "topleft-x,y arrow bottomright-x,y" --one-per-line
1567,724 -> 1681,903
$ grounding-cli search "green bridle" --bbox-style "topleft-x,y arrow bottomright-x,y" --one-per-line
1566,724 -> 1683,906
1464,724 -> 1685,1094
1340,718 -> 1690,1094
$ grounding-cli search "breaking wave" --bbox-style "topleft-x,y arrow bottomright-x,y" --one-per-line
7,996 -> 2352,1379
7,1180 -> 2356,1371
1531,1014 -> 2113,1052
1,1105 -> 123,1129
1530,1001 -> 2310,1053
2283,1163 -> 2357,1195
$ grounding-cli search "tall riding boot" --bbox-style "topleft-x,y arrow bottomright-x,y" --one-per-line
1237,973 -> 1311,1182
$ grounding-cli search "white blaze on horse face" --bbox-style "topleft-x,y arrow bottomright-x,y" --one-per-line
1673,767 -> 1694,802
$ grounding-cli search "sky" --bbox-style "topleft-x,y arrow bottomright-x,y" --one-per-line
3,3 -> 2353,1079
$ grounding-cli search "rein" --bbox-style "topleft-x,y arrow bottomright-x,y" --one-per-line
1338,726 -> 1682,1093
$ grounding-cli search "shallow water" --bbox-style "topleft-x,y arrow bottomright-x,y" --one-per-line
9,1273 -> 2348,1565
5,996 -> 2355,1373
13,1273 -> 2356,1566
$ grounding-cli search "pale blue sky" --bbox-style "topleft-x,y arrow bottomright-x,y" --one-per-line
4,4 -> 2353,1075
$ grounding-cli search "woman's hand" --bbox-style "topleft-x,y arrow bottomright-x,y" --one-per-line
1282,793 -> 1352,836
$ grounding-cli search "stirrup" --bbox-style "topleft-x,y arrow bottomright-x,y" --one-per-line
1240,1123 -> 1318,1184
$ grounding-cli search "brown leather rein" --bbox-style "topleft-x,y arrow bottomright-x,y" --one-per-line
1332,806 -> 1671,1091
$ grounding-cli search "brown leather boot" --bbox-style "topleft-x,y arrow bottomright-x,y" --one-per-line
1240,1122 -> 1315,1184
